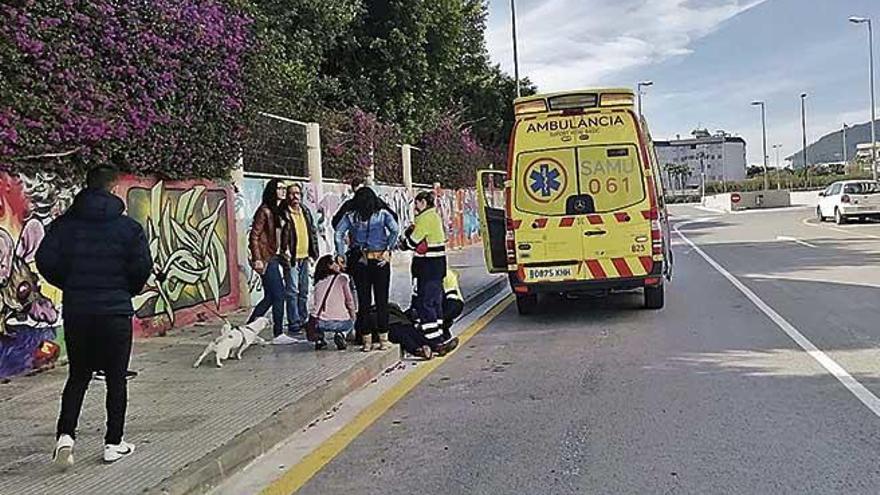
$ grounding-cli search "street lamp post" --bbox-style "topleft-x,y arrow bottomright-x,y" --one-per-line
637,81 -> 654,119
751,100 -> 769,190
850,16 -> 877,180
843,123 -> 849,168
511,0 -> 521,98
772,144 -> 783,190
801,93 -> 809,187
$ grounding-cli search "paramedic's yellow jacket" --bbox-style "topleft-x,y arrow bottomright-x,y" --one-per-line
403,207 -> 446,257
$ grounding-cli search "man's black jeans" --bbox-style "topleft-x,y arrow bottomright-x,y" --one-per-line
57,314 -> 133,445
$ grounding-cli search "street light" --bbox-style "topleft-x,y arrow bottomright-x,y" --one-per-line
842,123 -> 849,168
850,16 -> 877,180
800,93 -> 809,187
511,0 -> 521,98
772,144 -> 783,190
637,81 -> 654,118
751,100 -> 769,190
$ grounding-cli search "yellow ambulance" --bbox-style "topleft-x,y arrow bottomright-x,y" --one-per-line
477,88 -> 673,315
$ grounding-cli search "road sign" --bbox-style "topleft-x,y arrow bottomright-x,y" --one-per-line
731,193 -> 742,204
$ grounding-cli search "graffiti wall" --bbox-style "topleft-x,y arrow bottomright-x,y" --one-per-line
0,173 -> 239,378
122,177 -> 240,337
0,172 -> 75,379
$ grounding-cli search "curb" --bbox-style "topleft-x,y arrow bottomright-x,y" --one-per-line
149,276 -> 509,495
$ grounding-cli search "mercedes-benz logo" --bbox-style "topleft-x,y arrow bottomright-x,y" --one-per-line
574,200 -> 587,211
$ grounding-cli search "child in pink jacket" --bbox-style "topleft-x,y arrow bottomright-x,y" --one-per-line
311,255 -> 358,350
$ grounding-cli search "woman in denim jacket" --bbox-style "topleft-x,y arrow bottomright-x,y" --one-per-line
334,187 -> 400,351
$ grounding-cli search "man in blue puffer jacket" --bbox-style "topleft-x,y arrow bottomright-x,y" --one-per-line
36,165 -> 152,468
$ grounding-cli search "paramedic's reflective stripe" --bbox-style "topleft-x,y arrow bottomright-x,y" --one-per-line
420,321 -> 444,340
445,289 -> 462,301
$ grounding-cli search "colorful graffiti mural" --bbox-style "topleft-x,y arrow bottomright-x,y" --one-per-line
122,177 -> 240,336
0,172 -> 74,379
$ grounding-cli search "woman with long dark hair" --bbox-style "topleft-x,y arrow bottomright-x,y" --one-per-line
334,187 -> 399,351
309,255 -> 357,351
247,179 -> 296,344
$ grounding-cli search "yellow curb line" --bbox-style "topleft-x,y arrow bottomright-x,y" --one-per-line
261,295 -> 514,495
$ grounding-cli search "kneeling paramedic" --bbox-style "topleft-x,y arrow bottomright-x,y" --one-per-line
409,268 -> 463,356
402,191 -> 447,348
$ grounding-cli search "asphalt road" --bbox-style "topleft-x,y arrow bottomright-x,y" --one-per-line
284,206 -> 880,494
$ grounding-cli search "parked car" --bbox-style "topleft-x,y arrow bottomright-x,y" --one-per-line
817,180 -> 880,224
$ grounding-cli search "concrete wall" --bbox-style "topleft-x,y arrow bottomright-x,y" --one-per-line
702,190 -> 792,212
790,190 -> 820,207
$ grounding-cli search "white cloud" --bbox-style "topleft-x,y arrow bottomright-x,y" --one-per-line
488,0 -> 767,90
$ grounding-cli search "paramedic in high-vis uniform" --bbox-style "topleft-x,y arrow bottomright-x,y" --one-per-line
402,191 -> 447,348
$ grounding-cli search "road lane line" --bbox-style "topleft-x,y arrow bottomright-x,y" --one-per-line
261,295 -> 514,495
675,222 -> 880,419
775,235 -> 818,248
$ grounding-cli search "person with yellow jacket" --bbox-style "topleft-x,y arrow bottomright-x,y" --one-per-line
402,191 -> 447,347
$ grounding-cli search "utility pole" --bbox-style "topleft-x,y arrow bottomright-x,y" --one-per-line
801,93 -> 809,187
511,0 -> 521,98
751,101 -> 769,190
637,81 -> 653,119
850,16 -> 877,180
842,123 -> 848,170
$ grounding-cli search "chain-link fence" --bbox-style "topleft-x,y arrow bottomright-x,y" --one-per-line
242,112 -> 308,177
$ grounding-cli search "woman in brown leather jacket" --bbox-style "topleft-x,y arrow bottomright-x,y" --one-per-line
247,179 -> 297,344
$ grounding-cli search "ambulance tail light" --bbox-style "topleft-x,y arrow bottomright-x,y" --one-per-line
650,210 -> 663,256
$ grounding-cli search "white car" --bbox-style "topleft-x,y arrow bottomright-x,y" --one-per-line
817,180 -> 880,224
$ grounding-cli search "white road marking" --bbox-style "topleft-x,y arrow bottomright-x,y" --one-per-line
775,235 -> 818,248
744,273 -> 880,290
675,221 -> 880,418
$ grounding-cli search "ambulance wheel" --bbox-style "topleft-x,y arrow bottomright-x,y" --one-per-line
644,284 -> 665,310
515,294 -> 538,315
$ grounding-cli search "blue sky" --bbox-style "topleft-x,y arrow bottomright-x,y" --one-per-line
486,0 -> 880,165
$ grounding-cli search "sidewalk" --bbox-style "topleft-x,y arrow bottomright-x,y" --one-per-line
0,245 -> 505,495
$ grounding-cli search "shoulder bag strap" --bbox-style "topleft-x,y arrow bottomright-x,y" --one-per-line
317,274 -> 340,318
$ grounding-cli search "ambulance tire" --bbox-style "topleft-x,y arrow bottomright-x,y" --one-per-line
644,284 -> 665,310
515,294 -> 538,315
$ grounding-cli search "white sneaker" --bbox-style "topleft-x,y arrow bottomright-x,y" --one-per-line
52,434 -> 75,470
271,334 -> 297,345
103,440 -> 135,463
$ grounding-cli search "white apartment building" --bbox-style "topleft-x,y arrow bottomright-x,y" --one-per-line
654,129 -> 747,189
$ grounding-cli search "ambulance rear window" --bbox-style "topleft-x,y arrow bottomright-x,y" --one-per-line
577,145 -> 646,213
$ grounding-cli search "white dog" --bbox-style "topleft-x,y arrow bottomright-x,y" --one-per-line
193,317 -> 270,368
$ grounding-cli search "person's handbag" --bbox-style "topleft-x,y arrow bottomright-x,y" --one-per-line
305,274 -> 340,342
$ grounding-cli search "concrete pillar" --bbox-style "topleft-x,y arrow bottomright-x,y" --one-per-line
306,122 -> 322,184
401,144 -> 413,194
366,143 -> 376,186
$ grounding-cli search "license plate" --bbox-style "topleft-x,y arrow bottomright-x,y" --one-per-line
526,266 -> 574,281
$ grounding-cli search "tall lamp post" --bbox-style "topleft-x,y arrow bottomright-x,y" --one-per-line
637,81 -> 654,119
850,16 -> 877,180
511,0 -> 521,98
772,144 -> 783,190
801,93 -> 809,187
842,123 -> 849,167
751,100 -> 769,190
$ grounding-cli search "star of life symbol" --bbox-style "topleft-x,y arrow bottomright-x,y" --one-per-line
529,163 -> 562,198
